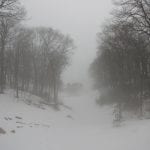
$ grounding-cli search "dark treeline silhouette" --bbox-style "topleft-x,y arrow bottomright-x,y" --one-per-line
0,0 -> 74,108
90,0 -> 150,120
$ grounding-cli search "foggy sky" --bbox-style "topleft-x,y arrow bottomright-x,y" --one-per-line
21,0 -> 113,86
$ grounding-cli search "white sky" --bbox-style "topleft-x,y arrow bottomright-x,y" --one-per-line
21,0 -> 113,85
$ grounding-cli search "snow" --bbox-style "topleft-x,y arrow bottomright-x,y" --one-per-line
0,89 -> 150,150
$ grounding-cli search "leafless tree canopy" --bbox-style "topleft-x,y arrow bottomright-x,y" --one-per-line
0,0 -> 74,109
91,0 -> 150,120
114,0 -> 150,35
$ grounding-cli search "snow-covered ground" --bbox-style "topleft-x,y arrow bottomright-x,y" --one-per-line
0,90 -> 150,150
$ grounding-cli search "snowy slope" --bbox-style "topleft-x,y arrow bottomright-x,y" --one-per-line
0,90 -> 150,150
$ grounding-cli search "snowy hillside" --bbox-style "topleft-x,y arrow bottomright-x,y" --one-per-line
0,90 -> 150,150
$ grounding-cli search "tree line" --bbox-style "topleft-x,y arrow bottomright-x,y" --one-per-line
90,0 -> 150,119
0,0 -> 74,107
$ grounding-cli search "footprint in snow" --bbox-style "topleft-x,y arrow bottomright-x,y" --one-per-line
16,121 -> 26,125
17,126 -> 23,128
0,127 -> 6,135
15,116 -> 22,120
66,115 -> 74,120
4,117 -> 12,121
10,130 -> 15,134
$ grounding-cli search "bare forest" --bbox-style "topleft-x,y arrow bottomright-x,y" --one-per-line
0,0 -> 150,150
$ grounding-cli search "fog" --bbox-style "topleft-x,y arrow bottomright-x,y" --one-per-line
21,0 -> 112,85
1,1 -> 150,149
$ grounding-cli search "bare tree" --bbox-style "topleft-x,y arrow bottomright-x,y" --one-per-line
90,21 -> 149,118
37,28 -> 74,107
114,0 -> 150,36
0,0 -> 25,93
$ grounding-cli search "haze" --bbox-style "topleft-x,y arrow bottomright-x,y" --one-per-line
22,0 -> 113,85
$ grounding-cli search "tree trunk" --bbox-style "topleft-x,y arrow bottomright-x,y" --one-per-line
0,40 -> 5,93
15,48 -> 19,98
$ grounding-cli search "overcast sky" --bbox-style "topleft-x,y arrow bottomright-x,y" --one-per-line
21,0 -> 113,86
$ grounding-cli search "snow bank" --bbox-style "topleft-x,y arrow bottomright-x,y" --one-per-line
0,90 -> 150,150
